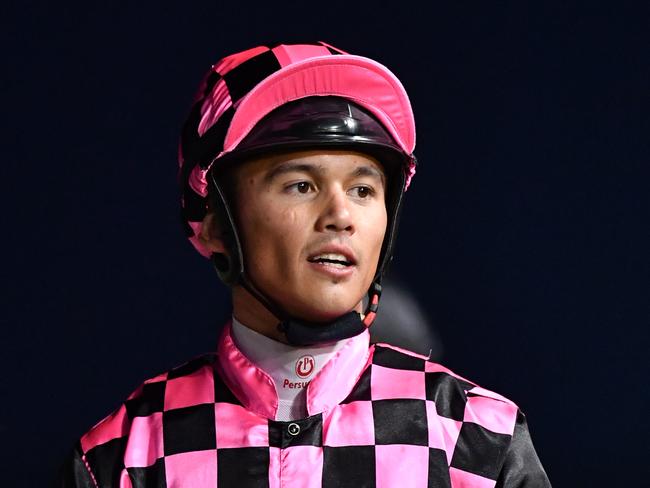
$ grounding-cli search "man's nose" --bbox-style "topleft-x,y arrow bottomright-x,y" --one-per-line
315,188 -> 354,233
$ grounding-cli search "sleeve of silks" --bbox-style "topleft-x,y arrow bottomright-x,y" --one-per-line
496,410 -> 552,487
52,443 -> 97,488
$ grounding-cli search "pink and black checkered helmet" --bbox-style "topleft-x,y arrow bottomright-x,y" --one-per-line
179,41 -> 416,255
178,41 -> 417,344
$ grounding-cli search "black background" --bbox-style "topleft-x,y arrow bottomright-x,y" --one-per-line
3,1 -> 648,486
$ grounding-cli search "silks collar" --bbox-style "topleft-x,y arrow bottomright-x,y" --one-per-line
216,321 -> 370,420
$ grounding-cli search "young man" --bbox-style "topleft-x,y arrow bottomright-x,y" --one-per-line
56,42 -> 551,487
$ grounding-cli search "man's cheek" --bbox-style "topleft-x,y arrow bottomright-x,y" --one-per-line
281,207 -> 301,227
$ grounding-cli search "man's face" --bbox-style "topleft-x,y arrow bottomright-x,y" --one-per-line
230,149 -> 387,322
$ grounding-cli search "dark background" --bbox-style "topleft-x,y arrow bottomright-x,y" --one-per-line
3,1 -> 648,486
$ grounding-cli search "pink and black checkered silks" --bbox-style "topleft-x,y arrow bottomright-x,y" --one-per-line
57,324 -> 550,487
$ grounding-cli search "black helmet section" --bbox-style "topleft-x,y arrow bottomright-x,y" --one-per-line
207,96 -> 413,346
228,96 -> 409,161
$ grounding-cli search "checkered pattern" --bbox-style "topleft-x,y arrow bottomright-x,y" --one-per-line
68,336 -> 531,487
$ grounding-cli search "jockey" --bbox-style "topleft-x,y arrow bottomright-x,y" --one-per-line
56,41 -> 550,488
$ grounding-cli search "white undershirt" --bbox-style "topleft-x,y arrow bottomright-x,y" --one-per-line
231,316 -> 347,421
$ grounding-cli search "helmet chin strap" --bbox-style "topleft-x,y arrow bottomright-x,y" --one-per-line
276,281 -> 383,346
212,248 -> 381,347
213,251 -> 382,346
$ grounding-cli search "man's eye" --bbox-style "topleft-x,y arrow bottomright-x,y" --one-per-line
287,181 -> 312,194
351,186 -> 374,198
297,182 -> 311,193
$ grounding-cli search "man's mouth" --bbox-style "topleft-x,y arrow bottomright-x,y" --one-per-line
307,253 -> 354,268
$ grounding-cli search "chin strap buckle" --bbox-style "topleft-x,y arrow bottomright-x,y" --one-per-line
368,282 -> 382,313
362,281 -> 382,327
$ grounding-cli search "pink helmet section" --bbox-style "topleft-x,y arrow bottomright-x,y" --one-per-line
221,55 -> 416,161
178,42 -> 417,258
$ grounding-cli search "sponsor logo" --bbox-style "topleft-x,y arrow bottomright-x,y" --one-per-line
295,355 -> 315,379
283,379 -> 309,389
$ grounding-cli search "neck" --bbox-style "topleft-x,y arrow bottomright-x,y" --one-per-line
231,286 -> 366,345
232,286 -> 286,342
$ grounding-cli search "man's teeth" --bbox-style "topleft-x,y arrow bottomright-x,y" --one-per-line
314,253 -> 347,261
309,253 -> 351,265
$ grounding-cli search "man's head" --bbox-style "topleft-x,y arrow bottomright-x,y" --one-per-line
178,42 -> 417,344
199,149 -> 387,334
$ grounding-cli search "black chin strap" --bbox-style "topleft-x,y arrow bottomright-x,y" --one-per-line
278,311 -> 366,346
210,244 -> 384,347
276,281 -> 383,346
220,258 -> 383,346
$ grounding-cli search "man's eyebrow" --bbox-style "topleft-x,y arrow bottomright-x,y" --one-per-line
264,162 -> 325,183
351,165 -> 386,186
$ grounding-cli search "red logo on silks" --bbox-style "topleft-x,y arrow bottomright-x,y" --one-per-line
295,355 -> 315,379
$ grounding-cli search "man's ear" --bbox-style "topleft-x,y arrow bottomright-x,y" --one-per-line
198,211 -> 229,256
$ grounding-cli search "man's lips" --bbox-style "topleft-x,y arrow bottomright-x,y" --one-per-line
306,244 -> 357,266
